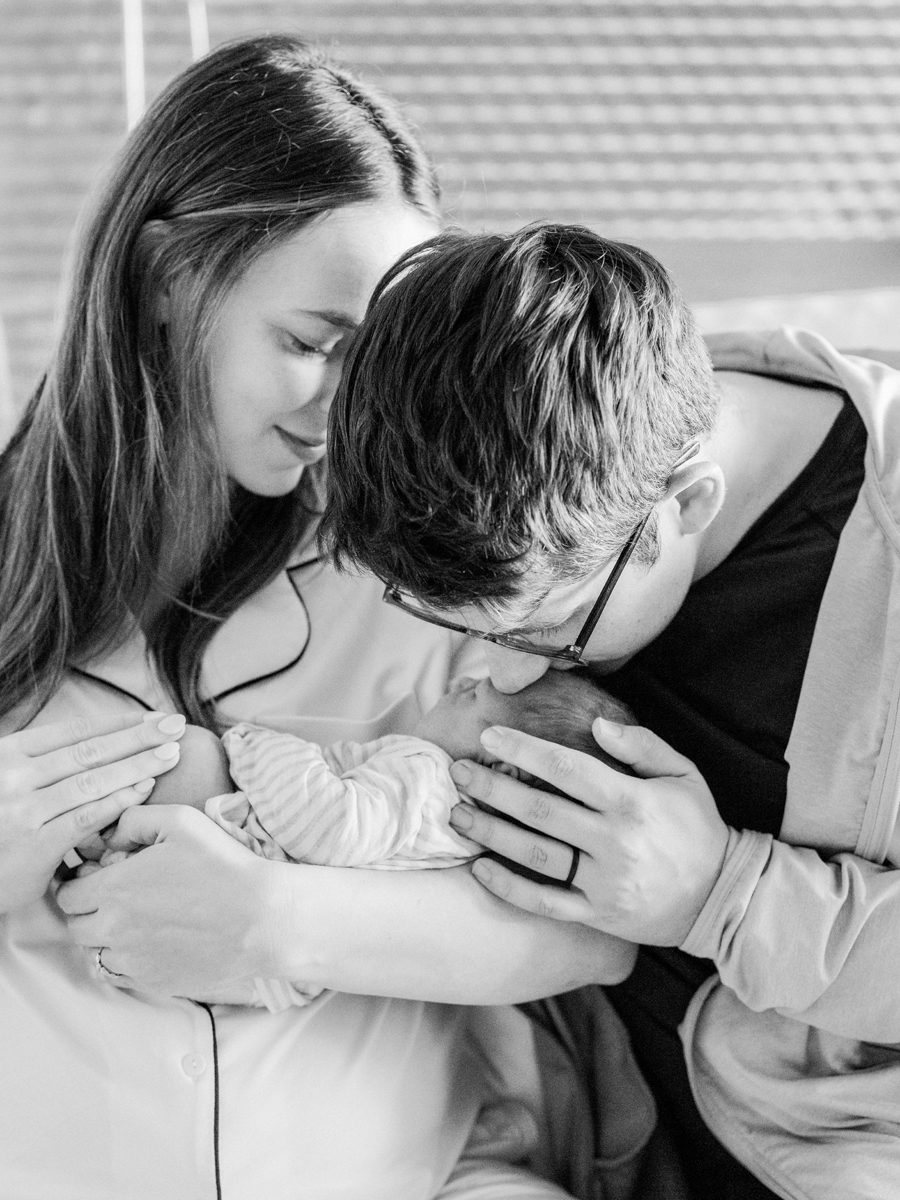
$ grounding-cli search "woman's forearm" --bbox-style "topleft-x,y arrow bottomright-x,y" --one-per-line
58,808 -> 634,1001
259,861 -> 636,1004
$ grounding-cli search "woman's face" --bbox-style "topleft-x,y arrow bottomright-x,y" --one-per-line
204,201 -> 438,496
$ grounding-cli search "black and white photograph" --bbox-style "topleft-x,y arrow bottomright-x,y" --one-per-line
1,3 -> 899,1198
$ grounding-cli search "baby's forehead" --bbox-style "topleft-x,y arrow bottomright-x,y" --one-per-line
483,678 -> 587,722
477,688 -> 537,719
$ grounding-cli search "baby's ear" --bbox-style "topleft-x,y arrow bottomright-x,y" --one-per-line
490,761 -> 528,782
472,753 -> 528,782
474,752 -> 531,782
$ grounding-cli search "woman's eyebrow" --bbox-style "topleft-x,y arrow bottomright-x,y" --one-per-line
291,307 -> 359,331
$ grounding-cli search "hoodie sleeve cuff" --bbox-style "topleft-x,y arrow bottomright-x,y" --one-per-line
679,827 -> 773,960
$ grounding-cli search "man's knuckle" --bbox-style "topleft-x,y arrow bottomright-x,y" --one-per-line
548,749 -> 576,781
526,794 -> 552,824
528,843 -> 548,871
635,726 -> 653,756
614,787 -> 640,823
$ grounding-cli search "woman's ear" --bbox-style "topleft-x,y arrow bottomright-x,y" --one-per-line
663,459 -> 725,536
136,219 -> 176,325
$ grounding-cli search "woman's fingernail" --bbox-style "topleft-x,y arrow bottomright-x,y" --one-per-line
449,803 -> 474,831
450,761 -> 471,787
154,742 -> 180,760
157,714 -> 186,736
133,778 -> 155,793
480,726 -> 509,751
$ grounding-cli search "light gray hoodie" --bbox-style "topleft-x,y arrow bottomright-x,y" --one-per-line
681,329 -> 900,1200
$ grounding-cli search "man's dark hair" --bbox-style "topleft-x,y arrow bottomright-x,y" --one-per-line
323,223 -> 717,619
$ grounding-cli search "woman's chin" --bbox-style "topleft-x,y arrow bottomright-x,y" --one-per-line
233,465 -> 308,497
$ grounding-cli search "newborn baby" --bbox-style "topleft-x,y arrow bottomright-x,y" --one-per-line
106,670 -> 634,1009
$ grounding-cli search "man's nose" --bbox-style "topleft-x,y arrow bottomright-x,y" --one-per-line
485,644 -> 551,693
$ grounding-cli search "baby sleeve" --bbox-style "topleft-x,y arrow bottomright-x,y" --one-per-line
219,724 -> 479,868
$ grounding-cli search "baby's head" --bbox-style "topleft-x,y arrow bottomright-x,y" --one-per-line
414,669 -> 634,770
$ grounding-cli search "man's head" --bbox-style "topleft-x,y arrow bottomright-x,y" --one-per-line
414,670 -> 634,769
323,223 -> 723,685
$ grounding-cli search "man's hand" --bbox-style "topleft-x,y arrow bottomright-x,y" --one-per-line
448,717 -> 730,947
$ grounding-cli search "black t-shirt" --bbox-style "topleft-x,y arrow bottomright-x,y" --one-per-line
603,386 -> 867,1199
605,390 -> 867,836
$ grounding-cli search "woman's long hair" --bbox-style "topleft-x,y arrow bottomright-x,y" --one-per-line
0,35 -> 439,728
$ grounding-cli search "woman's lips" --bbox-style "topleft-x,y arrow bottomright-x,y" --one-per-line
275,426 -> 327,463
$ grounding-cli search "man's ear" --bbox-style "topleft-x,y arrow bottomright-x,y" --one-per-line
663,459 -> 725,536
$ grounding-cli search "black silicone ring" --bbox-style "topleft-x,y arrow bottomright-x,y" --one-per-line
563,845 -> 581,888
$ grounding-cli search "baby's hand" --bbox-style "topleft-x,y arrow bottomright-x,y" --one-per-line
145,724 -> 232,811
75,847 -> 132,878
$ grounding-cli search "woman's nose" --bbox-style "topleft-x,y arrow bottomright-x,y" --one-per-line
298,356 -> 342,426
484,644 -> 550,694
319,355 -> 345,409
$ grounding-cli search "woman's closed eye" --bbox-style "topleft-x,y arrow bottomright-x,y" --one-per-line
286,333 -> 328,358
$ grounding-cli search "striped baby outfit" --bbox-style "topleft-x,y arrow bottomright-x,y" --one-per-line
205,723 -> 481,1011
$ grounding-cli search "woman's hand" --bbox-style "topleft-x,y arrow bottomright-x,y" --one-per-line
56,804 -> 273,994
447,717 -> 730,947
0,711 -> 185,913
56,801 -> 634,1002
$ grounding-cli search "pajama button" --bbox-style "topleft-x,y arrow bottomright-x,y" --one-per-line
181,1053 -> 206,1079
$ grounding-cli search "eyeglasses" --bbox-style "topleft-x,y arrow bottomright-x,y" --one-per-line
382,440 -> 701,664
382,511 -> 650,664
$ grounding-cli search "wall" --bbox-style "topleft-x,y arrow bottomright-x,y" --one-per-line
2,0 -> 899,409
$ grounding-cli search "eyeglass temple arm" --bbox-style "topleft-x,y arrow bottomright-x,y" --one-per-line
572,512 -> 652,652
571,441 -> 700,654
